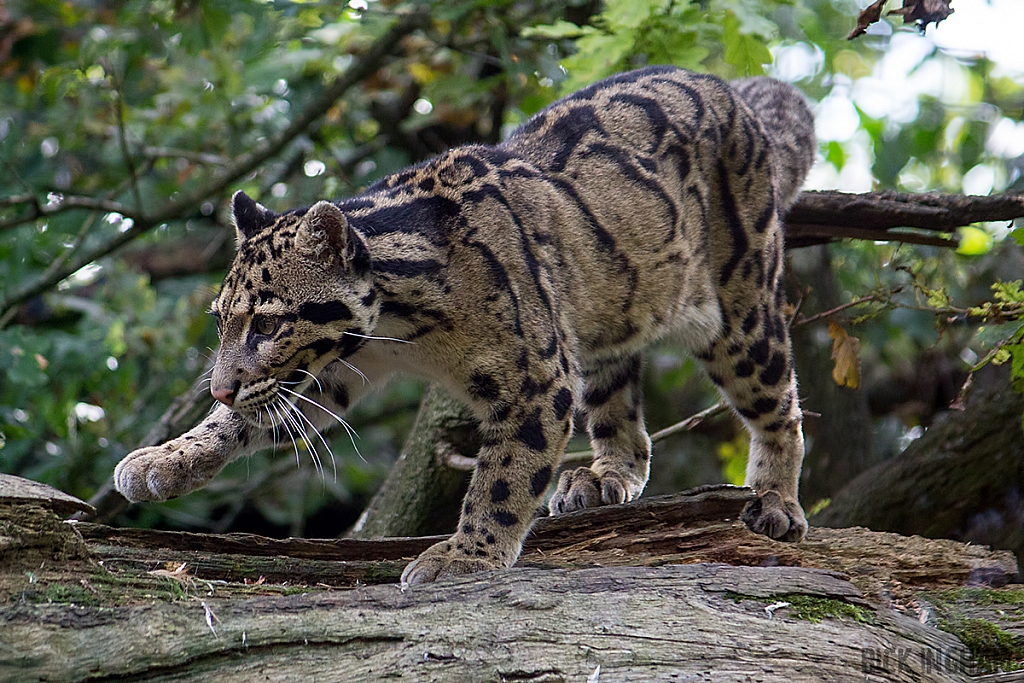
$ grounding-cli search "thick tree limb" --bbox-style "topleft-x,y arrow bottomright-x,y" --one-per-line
2,564 -> 975,683
784,190 -> 1024,248
347,384 -> 478,538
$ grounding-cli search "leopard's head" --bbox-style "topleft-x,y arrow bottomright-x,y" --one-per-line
209,191 -> 379,421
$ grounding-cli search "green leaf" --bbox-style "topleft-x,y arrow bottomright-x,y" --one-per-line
561,31 -> 635,92
722,11 -> 772,76
1012,226 -> 1024,248
956,226 -> 994,256
605,0 -> 670,29
521,21 -> 589,40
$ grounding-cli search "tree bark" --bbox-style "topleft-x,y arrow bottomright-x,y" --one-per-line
346,384 -> 478,538
1,484 -> 1019,682
1,565 -> 976,683
811,366 -> 1024,567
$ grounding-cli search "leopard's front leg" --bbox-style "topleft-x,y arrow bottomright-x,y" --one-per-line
114,404 -> 260,502
401,360 -> 574,586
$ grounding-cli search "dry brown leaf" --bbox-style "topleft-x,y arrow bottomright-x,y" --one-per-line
848,0 -> 889,40
850,0 -> 954,39
148,561 -> 191,584
828,320 -> 861,389
888,0 -> 954,31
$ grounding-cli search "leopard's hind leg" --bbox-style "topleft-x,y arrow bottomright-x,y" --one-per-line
549,352 -> 651,514
695,225 -> 807,542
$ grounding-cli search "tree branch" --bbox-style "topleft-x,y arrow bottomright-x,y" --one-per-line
0,8 -> 429,320
784,190 -> 1024,248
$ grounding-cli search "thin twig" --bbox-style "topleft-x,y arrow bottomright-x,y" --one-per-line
791,293 -> 889,328
111,68 -> 144,216
0,195 -> 139,233
40,212 -> 99,285
142,147 -> 230,166
445,402 -> 732,472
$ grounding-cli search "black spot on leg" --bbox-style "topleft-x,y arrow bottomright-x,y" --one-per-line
530,465 -> 553,497
462,523 -> 475,535
468,371 -> 501,402
463,502 -> 474,516
734,360 -> 755,378
742,307 -> 760,334
752,397 -> 778,414
591,422 -> 618,439
491,510 -> 519,527
539,336 -> 558,359
490,479 -> 511,503
552,388 -> 572,421
759,352 -> 787,386
492,403 -> 512,423
748,337 -> 770,365
516,408 -> 547,451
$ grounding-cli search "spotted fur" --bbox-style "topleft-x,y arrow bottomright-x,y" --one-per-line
114,66 -> 815,585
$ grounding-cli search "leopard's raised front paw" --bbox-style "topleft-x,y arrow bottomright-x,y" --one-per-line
114,440 -> 215,503
548,466 -> 631,515
741,490 -> 807,542
400,538 -> 505,587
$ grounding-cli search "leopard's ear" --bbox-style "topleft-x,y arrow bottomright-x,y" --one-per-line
232,191 -> 278,242
298,200 -> 370,274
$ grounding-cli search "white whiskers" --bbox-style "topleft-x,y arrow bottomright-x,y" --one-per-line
278,386 -> 363,461
340,358 -> 370,385
280,394 -> 338,481
343,330 -> 413,344
268,401 -> 302,469
289,368 -> 324,393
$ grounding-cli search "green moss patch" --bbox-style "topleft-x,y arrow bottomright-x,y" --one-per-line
922,587 -> 1024,674
939,618 -> 1024,674
727,592 -> 874,624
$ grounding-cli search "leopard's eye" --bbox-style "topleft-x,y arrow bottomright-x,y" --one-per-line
254,315 -> 277,336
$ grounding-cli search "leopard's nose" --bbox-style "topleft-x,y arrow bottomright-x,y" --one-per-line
211,380 -> 241,406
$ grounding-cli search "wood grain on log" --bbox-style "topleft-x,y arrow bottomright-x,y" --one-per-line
0,564 -> 974,683
1,486 -> 1020,681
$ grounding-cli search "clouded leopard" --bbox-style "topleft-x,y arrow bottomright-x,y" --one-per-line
114,66 -> 815,585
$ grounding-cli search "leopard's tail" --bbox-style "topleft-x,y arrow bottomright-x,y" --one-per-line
732,77 -> 816,208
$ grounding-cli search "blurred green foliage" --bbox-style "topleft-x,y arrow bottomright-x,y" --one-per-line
1,0 -> 1022,535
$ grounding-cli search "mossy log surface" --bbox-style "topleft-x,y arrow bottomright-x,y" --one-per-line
1,478 -> 1021,682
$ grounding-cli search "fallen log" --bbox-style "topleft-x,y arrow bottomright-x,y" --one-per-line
1,479 -> 1022,681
